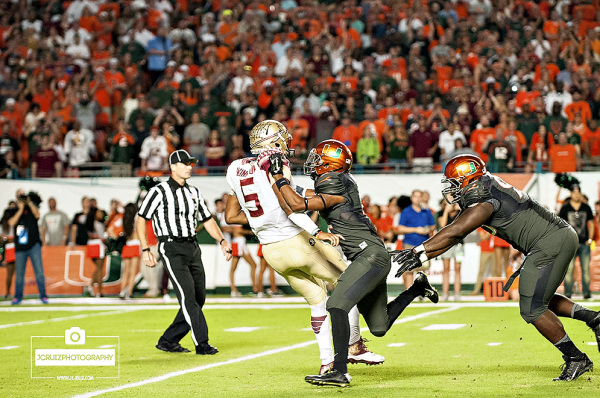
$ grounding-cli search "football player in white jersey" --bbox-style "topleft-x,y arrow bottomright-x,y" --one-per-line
225,120 -> 384,375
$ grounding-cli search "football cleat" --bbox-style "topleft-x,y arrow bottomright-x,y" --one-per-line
319,362 -> 333,375
553,354 -> 593,381
196,342 -> 219,355
305,369 -> 351,387
587,314 -> 600,353
413,272 -> 439,304
156,339 -> 191,353
348,337 -> 385,365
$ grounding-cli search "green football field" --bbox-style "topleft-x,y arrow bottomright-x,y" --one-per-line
2,300 -> 600,398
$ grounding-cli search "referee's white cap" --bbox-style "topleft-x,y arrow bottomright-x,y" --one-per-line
169,149 -> 198,165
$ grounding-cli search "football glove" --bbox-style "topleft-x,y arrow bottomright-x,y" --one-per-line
391,249 -> 423,278
269,152 -> 284,176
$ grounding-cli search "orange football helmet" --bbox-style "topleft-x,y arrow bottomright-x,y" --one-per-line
442,154 -> 487,204
304,139 -> 353,179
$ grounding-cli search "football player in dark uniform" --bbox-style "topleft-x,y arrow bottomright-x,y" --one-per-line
267,139 -> 439,387
393,154 -> 600,382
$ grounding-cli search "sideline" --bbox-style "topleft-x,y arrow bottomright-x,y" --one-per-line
0,309 -> 137,329
72,307 -> 455,398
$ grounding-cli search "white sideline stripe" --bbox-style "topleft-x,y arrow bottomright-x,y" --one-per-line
73,307 -> 448,397
421,324 -> 466,331
71,340 -> 317,398
487,342 -> 502,346
388,343 -> 406,347
224,327 -> 263,332
0,345 -> 19,350
0,310 -> 136,329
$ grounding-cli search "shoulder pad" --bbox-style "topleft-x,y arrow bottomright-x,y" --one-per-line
314,172 -> 345,195
459,177 -> 493,210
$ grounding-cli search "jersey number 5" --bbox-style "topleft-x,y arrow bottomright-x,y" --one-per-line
240,177 -> 264,217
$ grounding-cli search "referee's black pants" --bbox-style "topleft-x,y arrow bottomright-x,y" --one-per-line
158,240 -> 209,346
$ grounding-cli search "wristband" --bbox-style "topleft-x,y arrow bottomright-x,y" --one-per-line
142,248 -> 150,252
275,178 -> 290,190
219,238 -> 225,245
304,197 -> 309,212
413,244 -> 429,263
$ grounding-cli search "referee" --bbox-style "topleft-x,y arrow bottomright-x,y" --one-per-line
137,149 -> 232,355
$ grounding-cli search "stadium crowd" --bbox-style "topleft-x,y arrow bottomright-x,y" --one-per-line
2,0 -> 600,178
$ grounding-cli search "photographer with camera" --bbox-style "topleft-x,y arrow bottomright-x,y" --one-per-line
6,190 -> 47,305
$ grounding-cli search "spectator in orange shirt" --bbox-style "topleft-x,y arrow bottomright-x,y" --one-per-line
503,120 -> 527,163
564,91 -> 592,123
286,108 -> 310,155
548,132 -> 578,172
332,112 -> 360,153
527,125 -> 554,165
469,115 -> 496,162
582,118 -> 600,164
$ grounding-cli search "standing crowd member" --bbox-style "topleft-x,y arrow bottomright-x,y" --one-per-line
1,200 -> 17,298
7,190 -> 47,304
41,197 -> 69,246
137,149 -> 232,355
119,203 -> 141,300
269,139 -> 438,386
558,185 -> 594,299
225,122 -> 385,376
393,154 -> 600,382
396,189 -> 435,289
437,202 -> 463,301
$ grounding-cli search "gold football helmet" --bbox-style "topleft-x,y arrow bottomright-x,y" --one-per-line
249,120 -> 294,157
441,154 -> 487,204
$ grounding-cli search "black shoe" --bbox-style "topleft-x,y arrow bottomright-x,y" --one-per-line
196,342 -> 218,355
587,314 -> 600,353
156,339 -> 190,353
553,354 -> 593,381
413,272 -> 439,304
305,369 -> 351,387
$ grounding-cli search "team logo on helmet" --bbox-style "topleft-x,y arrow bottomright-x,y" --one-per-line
249,120 -> 294,157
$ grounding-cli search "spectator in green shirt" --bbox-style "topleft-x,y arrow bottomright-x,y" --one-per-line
356,125 -> 381,165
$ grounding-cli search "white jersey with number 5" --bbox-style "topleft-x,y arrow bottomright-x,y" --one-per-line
226,157 -> 303,244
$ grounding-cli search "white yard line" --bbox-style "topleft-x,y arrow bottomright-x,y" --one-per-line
72,306 -> 453,398
0,310 -> 137,329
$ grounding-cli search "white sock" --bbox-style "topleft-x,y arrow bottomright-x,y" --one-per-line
348,306 -> 361,345
310,298 -> 333,364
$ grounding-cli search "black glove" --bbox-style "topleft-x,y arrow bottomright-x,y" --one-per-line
269,153 -> 284,175
391,249 -> 423,278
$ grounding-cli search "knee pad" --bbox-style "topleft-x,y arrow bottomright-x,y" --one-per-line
370,329 -> 386,338
519,296 -> 547,323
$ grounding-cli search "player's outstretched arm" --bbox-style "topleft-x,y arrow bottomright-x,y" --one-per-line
268,153 -> 343,212
422,202 -> 494,258
225,193 -> 249,225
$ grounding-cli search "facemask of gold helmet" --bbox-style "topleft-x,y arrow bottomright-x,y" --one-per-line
249,120 -> 294,157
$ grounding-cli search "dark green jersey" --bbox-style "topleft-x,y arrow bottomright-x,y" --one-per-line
459,174 -> 570,254
314,172 -> 385,261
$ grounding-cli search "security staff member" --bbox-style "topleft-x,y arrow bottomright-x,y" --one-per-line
137,149 -> 232,355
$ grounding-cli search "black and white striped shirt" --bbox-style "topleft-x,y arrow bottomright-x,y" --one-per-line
138,177 -> 212,238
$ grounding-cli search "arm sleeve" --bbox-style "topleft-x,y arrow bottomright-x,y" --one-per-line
138,187 -> 162,220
